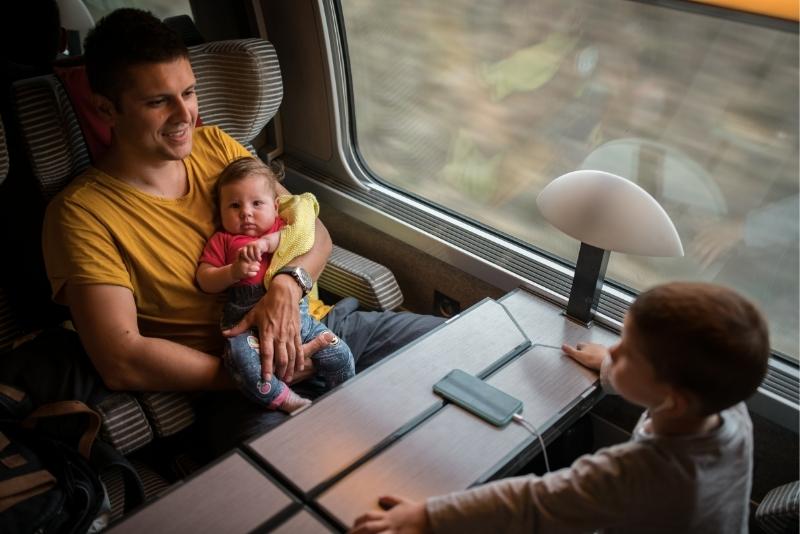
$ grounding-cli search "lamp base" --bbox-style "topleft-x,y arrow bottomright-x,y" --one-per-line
565,243 -> 610,327
561,310 -> 596,329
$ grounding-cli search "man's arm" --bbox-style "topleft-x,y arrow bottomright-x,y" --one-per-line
66,283 -> 233,391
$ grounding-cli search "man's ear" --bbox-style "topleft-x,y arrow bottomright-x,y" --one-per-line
92,94 -> 117,126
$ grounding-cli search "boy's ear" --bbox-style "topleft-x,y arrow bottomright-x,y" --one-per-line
92,94 -> 117,126
668,389 -> 695,417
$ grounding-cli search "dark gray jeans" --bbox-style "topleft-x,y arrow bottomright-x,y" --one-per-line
195,297 -> 445,455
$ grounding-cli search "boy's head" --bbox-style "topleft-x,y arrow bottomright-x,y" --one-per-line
214,157 -> 285,237
617,282 -> 769,416
84,8 -> 189,107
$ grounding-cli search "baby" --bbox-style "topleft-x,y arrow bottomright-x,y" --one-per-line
196,156 -> 355,413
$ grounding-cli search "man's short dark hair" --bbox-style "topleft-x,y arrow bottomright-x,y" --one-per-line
84,8 -> 188,105
629,282 -> 770,415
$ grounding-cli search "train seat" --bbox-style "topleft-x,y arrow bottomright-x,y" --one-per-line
10,38 -> 404,454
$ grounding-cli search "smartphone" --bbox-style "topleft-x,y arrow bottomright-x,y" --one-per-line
433,369 -> 523,427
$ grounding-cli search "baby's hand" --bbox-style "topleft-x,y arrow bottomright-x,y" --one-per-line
262,232 -> 281,253
238,242 -> 266,262
232,254 -> 261,280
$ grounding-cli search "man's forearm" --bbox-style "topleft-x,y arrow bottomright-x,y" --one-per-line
103,333 -> 234,391
66,275 -> 235,392
293,218 -> 331,280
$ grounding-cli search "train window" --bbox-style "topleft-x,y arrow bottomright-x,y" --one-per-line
340,0 -> 799,361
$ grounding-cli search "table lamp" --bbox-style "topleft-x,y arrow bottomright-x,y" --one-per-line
536,170 -> 684,326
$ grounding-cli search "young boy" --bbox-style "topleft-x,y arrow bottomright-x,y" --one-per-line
350,282 -> 769,534
197,156 -> 355,413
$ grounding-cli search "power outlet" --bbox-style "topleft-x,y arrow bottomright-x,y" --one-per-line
433,290 -> 461,318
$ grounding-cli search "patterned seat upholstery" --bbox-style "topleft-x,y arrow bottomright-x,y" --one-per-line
0,117 -> 8,183
755,481 -> 800,534
11,39 -> 403,453
0,118 -> 25,354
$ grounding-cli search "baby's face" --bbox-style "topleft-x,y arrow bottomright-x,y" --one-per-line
219,175 -> 278,237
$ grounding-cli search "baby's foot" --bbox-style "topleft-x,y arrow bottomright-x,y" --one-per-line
278,389 -> 312,414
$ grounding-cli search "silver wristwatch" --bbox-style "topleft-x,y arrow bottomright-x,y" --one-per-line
274,265 -> 313,297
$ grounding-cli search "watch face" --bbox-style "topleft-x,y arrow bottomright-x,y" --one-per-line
296,267 -> 313,290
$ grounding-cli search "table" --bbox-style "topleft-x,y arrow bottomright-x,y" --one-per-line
314,289 -> 619,528
109,451 -> 296,534
271,508 -> 336,533
248,298 -> 531,497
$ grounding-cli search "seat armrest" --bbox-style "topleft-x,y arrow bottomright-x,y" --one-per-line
319,245 -> 404,311
137,392 -> 196,438
755,480 -> 799,534
94,393 -> 154,455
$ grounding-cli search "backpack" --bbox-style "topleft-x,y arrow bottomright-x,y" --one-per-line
0,402 -> 105,533
0,329 -> 145,532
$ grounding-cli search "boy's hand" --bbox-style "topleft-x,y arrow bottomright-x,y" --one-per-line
349,496 -> 431,534
231,255 -> 261,280
562,342 -> 608,371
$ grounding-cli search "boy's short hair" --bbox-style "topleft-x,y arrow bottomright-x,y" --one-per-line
212,157 -> 285,228
84,8 -> 188,105
629,282 -> 769,415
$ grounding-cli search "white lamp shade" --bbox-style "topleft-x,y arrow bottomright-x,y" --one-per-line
57,0 -> 95,32
536,170 -> 684,257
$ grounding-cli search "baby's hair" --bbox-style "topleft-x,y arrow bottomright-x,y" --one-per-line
628,282 -> 769,415
212,157 -> 285,229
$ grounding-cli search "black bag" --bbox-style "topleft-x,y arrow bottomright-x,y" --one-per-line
0,329 -> 145,532
0,401 -> 105,534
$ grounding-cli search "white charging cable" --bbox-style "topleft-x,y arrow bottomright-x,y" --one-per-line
512,413 -> 551,473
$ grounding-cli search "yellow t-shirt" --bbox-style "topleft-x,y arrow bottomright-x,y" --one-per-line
43,125 -> 327,355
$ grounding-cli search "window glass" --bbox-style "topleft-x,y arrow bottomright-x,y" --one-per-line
342,0 -> 799,360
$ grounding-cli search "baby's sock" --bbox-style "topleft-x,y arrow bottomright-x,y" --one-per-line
277,389 -> 312,414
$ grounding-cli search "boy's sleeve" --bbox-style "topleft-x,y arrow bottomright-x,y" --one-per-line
264,192 -> 319,288
426,442 -> 681,534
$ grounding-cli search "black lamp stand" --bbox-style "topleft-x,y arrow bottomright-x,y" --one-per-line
565,242 -> 610,327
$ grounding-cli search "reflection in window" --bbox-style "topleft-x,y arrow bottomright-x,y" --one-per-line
342,0 -> 799,359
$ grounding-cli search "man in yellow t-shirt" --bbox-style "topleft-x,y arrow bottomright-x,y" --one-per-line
42,8 -> 443,451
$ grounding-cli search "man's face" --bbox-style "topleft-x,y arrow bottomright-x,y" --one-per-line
108,57 -> 198,162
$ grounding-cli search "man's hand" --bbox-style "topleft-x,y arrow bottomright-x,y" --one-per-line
223,275 -> 320,383
561,342 -> 608,371
349,496 -> 431,534
222,276 -> 301,382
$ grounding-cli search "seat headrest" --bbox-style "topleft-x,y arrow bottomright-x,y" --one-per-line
189,39 -> 283,145
13,38 -> 283,200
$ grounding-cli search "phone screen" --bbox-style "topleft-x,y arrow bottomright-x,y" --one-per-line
433,369 -> 523,427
